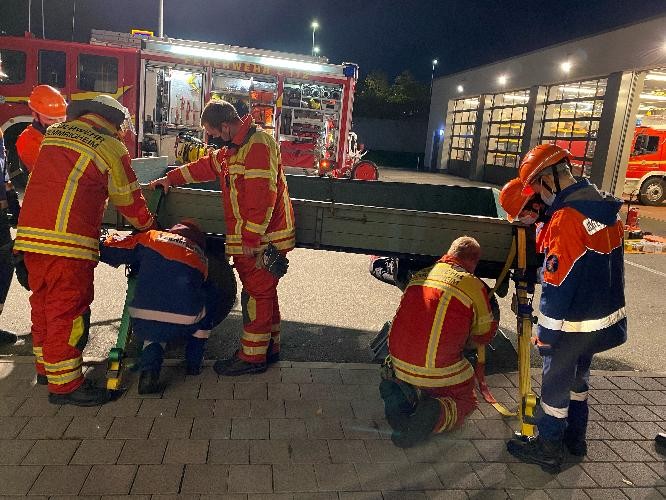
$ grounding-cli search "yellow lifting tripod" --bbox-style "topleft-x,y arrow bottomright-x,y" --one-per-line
512,226 -> 538,437
474,226 -> 538,435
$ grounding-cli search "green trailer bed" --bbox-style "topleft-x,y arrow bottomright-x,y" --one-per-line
105,159 -> 537,278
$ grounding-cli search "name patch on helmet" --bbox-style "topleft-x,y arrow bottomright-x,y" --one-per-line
545,254 -> 559,273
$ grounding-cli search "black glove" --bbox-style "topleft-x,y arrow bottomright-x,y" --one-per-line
12,251 -> 30,291
259,243 -> 289,278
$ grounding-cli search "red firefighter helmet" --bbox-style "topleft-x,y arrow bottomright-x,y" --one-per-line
498,178 -> 529,222
518,144 -> 572,195
28,85 -> 67,120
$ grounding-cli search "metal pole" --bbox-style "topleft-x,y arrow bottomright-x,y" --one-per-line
28,0 -> 32,33
41,0 -> 44,38
311,29 -> 315,57
71,0 -> 75,41
158,0 -> 164,38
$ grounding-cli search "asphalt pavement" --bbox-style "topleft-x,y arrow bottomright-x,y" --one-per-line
1,167 -> 665,373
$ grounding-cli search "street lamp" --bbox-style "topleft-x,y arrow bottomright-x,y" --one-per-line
313,46 -> 320,56
311,20 -> 319,56
430,59 -> 438,99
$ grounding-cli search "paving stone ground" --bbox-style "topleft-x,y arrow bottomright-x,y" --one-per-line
0,358 -> 664,499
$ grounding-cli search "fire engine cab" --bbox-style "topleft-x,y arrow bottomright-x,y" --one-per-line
0,30 -> 376,186
623,126 -> 666,206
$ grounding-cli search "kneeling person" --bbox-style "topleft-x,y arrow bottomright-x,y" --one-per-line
101,221 -> 219,394
380,236 -> 498,448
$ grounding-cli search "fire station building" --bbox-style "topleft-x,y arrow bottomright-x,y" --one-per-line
425,13 -> 666,200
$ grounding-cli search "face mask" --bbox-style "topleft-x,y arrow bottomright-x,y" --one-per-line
539,177 -> 556,206
540,190 -> 556,206
518,213 -> 539,225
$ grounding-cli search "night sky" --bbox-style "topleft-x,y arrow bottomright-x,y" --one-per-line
3,0 -> 666,81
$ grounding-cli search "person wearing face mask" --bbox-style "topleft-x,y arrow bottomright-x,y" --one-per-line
149,99 -> 295,376
13,95 -> 156,406
505,144 -> 627,473
498,177 -> 546,226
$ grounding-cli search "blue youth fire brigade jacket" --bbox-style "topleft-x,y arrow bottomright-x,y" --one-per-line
100,231 -> 209,325
536,179 -> 627,353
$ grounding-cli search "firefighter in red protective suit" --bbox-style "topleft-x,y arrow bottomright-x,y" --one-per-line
16,85 -> 68,173
14,95 -> 156,406
149,99 -> 295,376
380,236 -> 498,448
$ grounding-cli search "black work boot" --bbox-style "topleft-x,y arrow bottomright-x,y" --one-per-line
36,374 -> 48,385
213,353 -> 267,376
391,395 -> 440,448
506,435 -> 564,473
379,379 -> 417,431
564,400 -> 588,456
48,379 -> 109,407
656,433 -> 666,455
563,427 -> 587,457
138,370 -> 162,394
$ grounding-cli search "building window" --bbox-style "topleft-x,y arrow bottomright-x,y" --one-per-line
447,97 -> 479,162
0,49 -> 26,85
485,89 -> 530,168
78,54 -> 118,93
540,78 -> 607,176
39,50 -> 66,88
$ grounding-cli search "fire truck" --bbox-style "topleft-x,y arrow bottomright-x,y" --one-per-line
0,30 -> 379,187
623,126 -> 666,206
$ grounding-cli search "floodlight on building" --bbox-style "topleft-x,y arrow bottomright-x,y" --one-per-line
560,61 -> 572,73
457,85 -> 464,93
498,75 -> 508,86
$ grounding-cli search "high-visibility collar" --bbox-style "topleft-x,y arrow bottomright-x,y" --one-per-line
230,114 -> 255,148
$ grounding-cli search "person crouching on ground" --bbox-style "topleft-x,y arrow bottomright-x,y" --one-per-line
380,236 -> 498,448
100,220 -> 220,394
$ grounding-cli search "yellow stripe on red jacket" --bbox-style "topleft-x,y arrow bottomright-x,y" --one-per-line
389,255 -> 497,388
166,116 -> 295,256
14,114 -> 154,261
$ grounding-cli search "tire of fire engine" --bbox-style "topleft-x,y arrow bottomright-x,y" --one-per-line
350,160 -> 379,181
206,245 -> 238,327
638,177 -> 666,206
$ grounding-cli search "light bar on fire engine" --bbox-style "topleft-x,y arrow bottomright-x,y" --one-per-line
158,43 -> 342,76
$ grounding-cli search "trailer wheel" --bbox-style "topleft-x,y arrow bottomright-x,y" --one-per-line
351,160 -> 379,181
206,247 -> 238,327
638,177 -> 666,206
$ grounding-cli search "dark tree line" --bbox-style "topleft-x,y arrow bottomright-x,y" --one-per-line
354,70 -> 430,121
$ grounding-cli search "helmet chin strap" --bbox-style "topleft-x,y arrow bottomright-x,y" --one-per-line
549,165 -> 562,194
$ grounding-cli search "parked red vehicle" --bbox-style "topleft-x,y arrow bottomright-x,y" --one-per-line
623,126 -> 666,206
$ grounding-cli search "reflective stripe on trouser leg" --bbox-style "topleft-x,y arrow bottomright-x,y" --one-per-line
430,379 -> 478,433
27,254 -> 96,394
234,255 -> 280,364
537,337 -> 595,440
